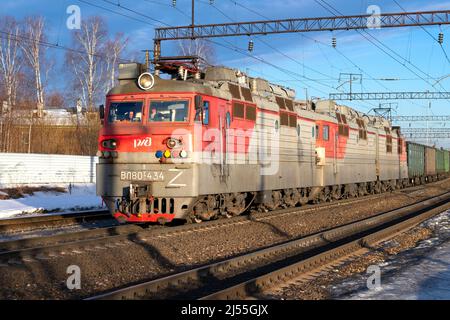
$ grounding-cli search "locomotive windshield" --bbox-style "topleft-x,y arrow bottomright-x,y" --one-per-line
149,100 -> 189,122
108,101 -> 143,123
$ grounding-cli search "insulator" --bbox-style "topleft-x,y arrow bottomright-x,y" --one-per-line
209,0 -> 214,4
248,40 -> 254,52
332,37 -> 337,48
172,0 -> 176,7
178,66 -> 184,77
438,32 -> 444,44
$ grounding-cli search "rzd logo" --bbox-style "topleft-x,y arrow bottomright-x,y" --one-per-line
134,137 -> 152,148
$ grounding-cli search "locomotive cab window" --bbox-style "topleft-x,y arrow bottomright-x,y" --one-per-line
149,100 -> 189,122
108,101 -> 143,123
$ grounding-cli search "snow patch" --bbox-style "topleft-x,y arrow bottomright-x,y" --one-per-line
331,210 -> 450,300
0,183 -> 105,219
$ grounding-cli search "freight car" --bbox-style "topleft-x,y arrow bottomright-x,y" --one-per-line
96,62 -> 449,224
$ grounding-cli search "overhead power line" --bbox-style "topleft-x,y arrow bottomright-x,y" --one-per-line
330,92 -> 450,100
392,0 -> 450,65
79,0 -> 332,97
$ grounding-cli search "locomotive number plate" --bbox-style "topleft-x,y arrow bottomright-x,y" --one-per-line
120,171 -> 164,181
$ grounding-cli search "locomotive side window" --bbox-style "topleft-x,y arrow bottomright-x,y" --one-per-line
280,112 -> 289,126
202,101 -> 209,125
233,102 -> 245,119
108,101 -> 143,123
288,114 -> 297,127
336,112 -> 349,137
245,105 -> 256,121
149,100 -> 189,122
323,125 -> 329,141
386,135 -> 393,153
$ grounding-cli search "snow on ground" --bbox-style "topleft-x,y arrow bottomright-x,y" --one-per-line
331,210 -> 450,300
0,184 -> 105,219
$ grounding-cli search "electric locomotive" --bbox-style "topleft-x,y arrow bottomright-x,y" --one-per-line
97,60 -> 412,224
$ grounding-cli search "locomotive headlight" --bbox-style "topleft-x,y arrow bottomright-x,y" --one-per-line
138,72 -> 155,90
103,151 -> 111,158
164,150 -> 171,158
166,138 -> 179,149
101,139 -> 117,150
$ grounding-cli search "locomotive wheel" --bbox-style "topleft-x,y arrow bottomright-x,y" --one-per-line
323,186 -> 331,202
357,183 -> 367,197
191,195 -> 219,222
284,189 -> 300,207
298,188 -> 309,205
260,190 -> 282,211
223,193 -> 246,216
331,185 -> 341,200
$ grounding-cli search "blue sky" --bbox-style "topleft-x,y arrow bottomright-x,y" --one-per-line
2,0 -> 450,146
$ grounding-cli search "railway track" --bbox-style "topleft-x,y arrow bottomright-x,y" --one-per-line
0,191 -> 388,263
86,191 -> 450,300
0,181 -> 444,267
0,209 -> 112,234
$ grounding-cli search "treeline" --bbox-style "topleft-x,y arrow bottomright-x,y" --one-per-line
0,15 -> 132,155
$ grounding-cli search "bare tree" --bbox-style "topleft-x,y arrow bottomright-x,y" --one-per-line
0,16 -> 22,107
105,33 -> 128,92
178,39 -> 216,69
20,16 -> 46,116
67,16 -> 107,112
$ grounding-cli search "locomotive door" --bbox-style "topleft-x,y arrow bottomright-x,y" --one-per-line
375,132 -> 380,177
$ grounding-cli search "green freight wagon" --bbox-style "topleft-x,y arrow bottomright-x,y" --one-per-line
436,148 -> 446,174
445,150 -> 450,173
406,142 -> 425,180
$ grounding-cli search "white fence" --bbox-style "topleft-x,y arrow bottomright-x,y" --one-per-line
0,153 -> 97,187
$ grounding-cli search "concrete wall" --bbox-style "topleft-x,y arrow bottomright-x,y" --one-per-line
0,153 -> 97,187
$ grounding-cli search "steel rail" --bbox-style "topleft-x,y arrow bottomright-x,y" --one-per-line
86,191 -> 450,300
0,180 -> 445,269
0,209 -> 111,233
200,195 -> 450,299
